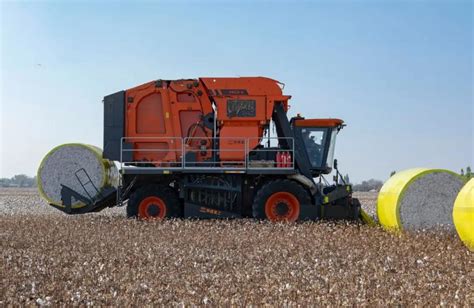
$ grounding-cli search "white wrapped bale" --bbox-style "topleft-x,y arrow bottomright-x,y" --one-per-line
37,144 -> 118,210
377,168 -> 465,232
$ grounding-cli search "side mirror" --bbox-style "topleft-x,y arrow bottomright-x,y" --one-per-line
333,159 -> 338,170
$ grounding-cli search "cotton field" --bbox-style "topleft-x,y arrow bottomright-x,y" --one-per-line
0,188 -> 472,306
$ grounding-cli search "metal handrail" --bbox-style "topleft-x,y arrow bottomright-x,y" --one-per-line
119,136 -> 295,171
246,137 -> 295,169
120,136 -> 184,169
183,137 -> 247,169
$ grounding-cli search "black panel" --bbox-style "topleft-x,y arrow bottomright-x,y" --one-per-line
248,146 -> 278,161
272,102 -> 314,182
321,203 -> 359,220
320,186 -> 360,220
299,203 -> 319,220
103,91 -> 125,161
183,174 -> 242,214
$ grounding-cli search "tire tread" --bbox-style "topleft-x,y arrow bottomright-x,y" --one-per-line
252,179 -> 311,220
127,184 -> 182,218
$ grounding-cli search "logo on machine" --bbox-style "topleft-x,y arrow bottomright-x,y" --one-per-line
200,207 -> 222,215
227,99 -> 256,118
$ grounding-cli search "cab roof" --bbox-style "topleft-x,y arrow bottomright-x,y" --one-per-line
294,119 -> 344,127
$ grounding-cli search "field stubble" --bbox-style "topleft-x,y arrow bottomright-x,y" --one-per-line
1,188 -> 472,306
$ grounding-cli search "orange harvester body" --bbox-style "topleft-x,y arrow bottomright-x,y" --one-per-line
125,77 -> 290,165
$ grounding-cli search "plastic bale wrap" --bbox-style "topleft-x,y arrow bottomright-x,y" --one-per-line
377,168 -> 465,232
453,178 -> 474,250
37,144 -> 118,211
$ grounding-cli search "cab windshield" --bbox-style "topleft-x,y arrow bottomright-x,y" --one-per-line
299,127 -> 337,170
301,128 -> 327,168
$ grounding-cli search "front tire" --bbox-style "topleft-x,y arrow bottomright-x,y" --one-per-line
252,179 -> 311,222
127,184 -> 182,219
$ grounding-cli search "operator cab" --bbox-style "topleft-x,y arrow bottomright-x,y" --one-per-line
291,118 -> 344,176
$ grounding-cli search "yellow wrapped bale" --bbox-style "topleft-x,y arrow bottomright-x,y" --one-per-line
37,143 -> 118,210
453,179 -> 474,251
377,168 -> 465,232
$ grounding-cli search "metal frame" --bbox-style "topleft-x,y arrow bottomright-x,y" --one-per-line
120,136 -> 184,169
272,102 -> 314,181
184,137 -> 247,170
246,137 -> 294,170
59,168 -> 117,214
119,136 -> 295,173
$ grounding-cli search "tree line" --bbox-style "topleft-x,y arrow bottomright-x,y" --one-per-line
0,175 -> 37,188
340,174 -> 383,192
460,166 -> 473,180
346,166 -> 472,192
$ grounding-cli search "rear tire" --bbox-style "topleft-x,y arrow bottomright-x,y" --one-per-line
252,179 -> 311,222
127,184 -> 182,219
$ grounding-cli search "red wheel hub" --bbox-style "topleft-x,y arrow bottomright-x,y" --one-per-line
138,196 -> 166,220
265,192 -> 300,222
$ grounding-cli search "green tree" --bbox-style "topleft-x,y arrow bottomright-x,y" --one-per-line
1,174 -> 37,187
0,178 -> 11,187
466,166 -> 472,179
12,174 -> 29,187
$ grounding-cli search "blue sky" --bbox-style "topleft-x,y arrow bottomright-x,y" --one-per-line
1,0 -> 472,183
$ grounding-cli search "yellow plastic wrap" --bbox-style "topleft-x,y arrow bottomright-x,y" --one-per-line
453,179 -> 474,251
377,168 -> 464,231
37,143 -> 118,209
360,209 -> 377,227
377,168 -> 428,230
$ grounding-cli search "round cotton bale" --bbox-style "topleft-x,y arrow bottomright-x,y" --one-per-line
453,179 -> 474,250
377,168 -> 465,232
37,144 -> 118,211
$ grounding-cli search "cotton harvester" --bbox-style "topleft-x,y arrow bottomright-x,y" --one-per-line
38,77 -> 373,223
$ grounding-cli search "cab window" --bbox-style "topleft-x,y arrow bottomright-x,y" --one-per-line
301,128 -> 327,168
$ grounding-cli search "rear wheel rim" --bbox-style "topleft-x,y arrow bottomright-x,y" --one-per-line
265,192 -> 300,222
138,196 -> 166,220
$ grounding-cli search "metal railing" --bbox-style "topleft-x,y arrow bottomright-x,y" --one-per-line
119,136 -> 294,171
183,137 -> 247,170
120,137 -> 183,169
247,137 -> 295,170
